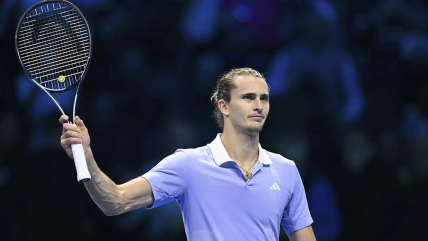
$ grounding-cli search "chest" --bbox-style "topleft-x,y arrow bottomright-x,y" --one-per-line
186,162 -> 292,218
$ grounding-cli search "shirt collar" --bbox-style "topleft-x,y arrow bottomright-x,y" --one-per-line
208,134 -> 273,166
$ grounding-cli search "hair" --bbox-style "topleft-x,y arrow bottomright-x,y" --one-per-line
210,67 -> 266,130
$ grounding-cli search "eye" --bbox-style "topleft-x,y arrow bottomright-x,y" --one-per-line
261,96 -> 269,101
243,95 -> 252,100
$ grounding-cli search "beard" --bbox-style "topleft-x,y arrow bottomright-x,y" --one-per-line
233,120 -> 265,136
226,110 -> 268,136
245,123 -> 264,135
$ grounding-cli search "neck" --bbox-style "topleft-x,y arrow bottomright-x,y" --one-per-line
220,127 -> 259,166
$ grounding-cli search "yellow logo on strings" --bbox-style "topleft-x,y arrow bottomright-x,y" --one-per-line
58,75 -> 65,82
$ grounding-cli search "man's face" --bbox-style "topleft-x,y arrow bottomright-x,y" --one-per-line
224,75 -> 270,135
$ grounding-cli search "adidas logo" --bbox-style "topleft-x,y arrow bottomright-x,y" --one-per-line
269,182 -> 281,191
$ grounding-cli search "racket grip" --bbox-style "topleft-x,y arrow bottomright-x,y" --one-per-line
71,143 -> 91,183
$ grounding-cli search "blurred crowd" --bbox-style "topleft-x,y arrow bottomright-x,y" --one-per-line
1,0 -> 428,240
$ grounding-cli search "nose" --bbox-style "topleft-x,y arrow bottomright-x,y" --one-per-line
253,98 -> 263,112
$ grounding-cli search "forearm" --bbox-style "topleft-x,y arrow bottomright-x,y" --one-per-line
60,116 -> 153,215
83,148 -> 126,216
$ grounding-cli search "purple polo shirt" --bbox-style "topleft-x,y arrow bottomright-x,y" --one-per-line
142,134 -> 313,240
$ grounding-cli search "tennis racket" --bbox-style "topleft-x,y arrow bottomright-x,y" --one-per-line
15,0 -> 92,183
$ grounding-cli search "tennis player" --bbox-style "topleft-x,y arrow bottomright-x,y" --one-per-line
60,68 -> 316,241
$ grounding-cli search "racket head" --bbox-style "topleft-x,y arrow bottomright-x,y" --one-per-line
15,0 -> 92,93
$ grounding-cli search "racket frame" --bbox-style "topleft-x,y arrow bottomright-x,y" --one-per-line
15,0 -> 93,121
15,0 -> 93,183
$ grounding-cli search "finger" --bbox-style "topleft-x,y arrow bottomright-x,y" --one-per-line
63,123 -> 79,134
59,115 -> 69,124
75,116 -> 87,130
61,137 -> 82,147
62,130 -> 81,139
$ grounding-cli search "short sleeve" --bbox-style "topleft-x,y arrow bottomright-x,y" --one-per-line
281,163 -> 313,233
141,150 -> 188,209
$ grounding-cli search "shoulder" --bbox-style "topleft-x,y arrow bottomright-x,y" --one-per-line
264,149 -> 296,167
175,144 -> 211,160
147,145 -> 211,175
263,149 -> 302,179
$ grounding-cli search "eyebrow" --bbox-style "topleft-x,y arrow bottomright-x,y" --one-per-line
240,93 -> 270,98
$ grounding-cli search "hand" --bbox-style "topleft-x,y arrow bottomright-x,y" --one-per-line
59,115 -> 91,159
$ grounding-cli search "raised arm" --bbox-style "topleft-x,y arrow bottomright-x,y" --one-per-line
59,115 -> 153,216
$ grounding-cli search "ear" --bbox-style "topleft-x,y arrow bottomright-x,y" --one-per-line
218,99 -> 229,117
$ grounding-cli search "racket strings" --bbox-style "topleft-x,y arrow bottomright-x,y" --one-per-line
16,2 -> 90,91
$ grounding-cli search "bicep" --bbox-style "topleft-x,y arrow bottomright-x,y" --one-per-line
117,177 -> 154,213
287,225 -> 316,241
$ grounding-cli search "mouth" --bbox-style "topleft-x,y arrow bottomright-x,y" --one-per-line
249,115 -> 264,121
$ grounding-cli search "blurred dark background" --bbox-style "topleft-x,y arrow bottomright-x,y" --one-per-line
1,0 -> 428,240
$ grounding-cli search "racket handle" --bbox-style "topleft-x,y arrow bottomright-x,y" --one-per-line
71,143 -> 91,183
